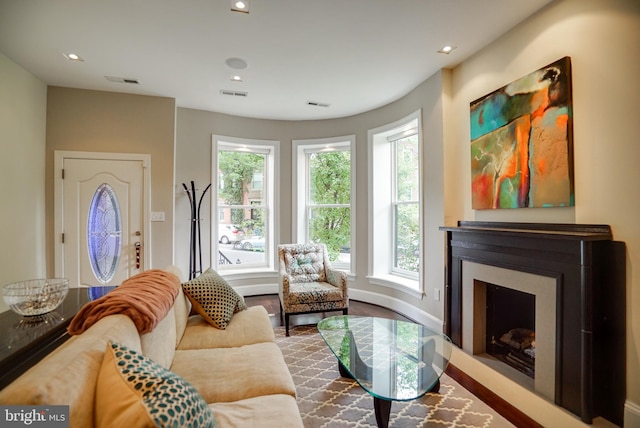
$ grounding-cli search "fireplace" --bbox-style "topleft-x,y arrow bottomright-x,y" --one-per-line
440,222 -> 625,425
485,283 -> 535,378
462,262 -> 556,402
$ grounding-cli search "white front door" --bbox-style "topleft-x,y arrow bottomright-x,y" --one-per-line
55,152 -> 150,287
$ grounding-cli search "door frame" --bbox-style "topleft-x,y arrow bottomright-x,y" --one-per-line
54,150 -> 152,279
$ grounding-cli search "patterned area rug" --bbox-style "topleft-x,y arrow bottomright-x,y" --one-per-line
275,325 -> 515,428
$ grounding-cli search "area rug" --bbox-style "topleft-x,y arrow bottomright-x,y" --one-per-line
275,325 -> 515,428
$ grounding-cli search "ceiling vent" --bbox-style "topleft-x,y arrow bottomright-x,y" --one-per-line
306,101 -> 330,108
105,76 -> 140,84
220,89 -> 248,97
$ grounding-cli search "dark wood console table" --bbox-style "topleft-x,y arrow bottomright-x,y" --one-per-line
0,286 -> 114,389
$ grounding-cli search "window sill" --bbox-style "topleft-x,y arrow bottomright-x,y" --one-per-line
367,274 -> 423,300
215,268 -> 279,281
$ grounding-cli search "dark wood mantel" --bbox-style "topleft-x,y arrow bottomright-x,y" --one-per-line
440,221 -> 625,425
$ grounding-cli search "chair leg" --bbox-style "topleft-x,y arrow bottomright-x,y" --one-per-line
279,301 -> 284,323
285,314 -> 290,337
343,308 -> 348,316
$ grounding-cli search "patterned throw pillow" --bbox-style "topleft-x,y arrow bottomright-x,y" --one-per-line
95,341 -> 216,428
181,268 -> 247,329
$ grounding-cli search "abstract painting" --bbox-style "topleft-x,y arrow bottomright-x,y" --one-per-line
470,57 -> 574,209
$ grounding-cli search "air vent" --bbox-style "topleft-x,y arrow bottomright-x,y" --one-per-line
306,101 -> 330,108
220,90 -> 248,97
105,76 -> 140,84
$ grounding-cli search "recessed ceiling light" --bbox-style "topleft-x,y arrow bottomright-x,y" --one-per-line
231,75 -> 243,82
231,0 -> 250,13
63,52 -> 84,61
437,45 -> 457,55
225,57 -> 248,70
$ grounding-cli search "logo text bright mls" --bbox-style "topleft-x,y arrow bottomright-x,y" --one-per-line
1,406 -> 68,427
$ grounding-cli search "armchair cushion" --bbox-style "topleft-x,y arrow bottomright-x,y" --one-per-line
282,248 -> 326,282
285,282 -> 344,305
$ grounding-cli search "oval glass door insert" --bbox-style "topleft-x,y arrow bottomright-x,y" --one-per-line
87,183 -> 122,284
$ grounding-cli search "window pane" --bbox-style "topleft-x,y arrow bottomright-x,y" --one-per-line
217,149 -> 269,268
88,183 -> 122,284
394,202 -> 419,272
234,207 -> 266,264
309,207 -> 350,262
218,150 -> 265,225
395,135 -> 419,202
309,151 -> 350,205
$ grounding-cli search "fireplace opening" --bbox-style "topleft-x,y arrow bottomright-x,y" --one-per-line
485,283 -> 536,379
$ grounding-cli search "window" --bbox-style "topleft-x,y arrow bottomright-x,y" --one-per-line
293,136 -> 355,272
212,135 -> 279,273
88,183 -> 122,284
251,172 -> 263,191
392,132 -> 420,275
369,111 -> 422,294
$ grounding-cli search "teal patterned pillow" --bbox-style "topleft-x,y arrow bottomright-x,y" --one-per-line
96,341 -> 216,428
182,268 -> 247,329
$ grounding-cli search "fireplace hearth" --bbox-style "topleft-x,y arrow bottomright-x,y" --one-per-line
440,221 -> 626,425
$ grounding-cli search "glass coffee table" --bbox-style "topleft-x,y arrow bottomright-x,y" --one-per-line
317,315 -> 452,428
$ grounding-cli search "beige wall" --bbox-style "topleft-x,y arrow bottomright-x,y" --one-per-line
0,52 -> 47,306
45,87 -> 176,272
446,0 -> 640,424
176,70 -> 447,321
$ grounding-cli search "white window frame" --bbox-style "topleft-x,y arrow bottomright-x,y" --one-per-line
390,130 -> 420,279
368,110 -> 424,297
212,135 -> 279,275
292,135 -> 356,274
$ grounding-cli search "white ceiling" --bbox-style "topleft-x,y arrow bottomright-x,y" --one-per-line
0,0 -> 554,121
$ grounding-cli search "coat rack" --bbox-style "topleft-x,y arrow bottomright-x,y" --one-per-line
182,181 -> 211,280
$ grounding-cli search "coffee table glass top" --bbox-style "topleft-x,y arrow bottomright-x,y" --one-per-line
317,315 -> 452,401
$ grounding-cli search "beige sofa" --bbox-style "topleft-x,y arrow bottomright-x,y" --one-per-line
0,268 -> 303,428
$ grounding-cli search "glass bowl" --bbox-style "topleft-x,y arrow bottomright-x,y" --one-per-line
2,279 -> 69,316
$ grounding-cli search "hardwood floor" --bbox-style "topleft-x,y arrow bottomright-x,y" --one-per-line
245,294 -> 542,428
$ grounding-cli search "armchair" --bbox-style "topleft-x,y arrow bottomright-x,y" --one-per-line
278,243 -> 349,336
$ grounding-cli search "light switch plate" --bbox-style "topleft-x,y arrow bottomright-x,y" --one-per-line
151,211 -> 165,222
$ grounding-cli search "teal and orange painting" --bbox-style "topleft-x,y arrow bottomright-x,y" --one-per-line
470,57 -> 574,209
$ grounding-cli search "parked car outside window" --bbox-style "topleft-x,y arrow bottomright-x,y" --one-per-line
234,236 -> 265,252
218,224 -> 245,244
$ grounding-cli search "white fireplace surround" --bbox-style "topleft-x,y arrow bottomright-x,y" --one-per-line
461,260 -> 557,402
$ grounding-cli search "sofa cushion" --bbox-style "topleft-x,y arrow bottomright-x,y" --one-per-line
162,265 -> 192,346
95,341 -> 216,428
210,394 -> 303,428
181,268 -> 247,329
140,305 -> 177,369
171,342 -> 296,403
173,287 -> 192,346
178,306 -> 275,350
0,315 -> 140,428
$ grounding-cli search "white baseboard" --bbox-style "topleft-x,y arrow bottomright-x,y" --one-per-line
234,283 -> 278,296
625,400 -> 640,427
236,284 -> 443,332
349,288 -> 443,332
